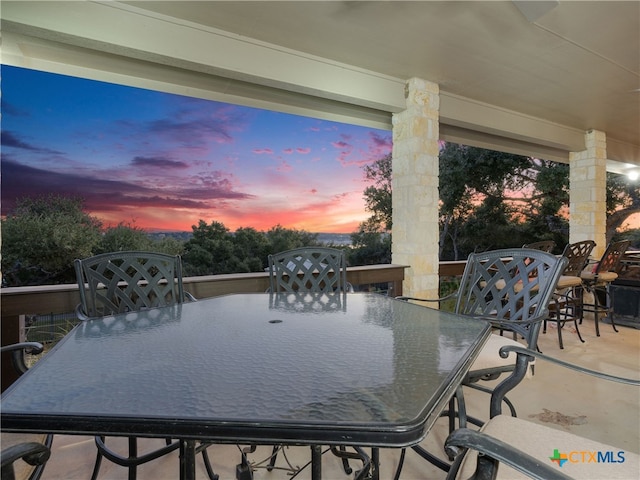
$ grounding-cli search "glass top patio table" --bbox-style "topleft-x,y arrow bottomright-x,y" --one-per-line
1,293 -> 491,477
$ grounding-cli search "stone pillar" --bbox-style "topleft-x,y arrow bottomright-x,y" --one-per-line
569,130 -> 607,258
391,78 -> 440,298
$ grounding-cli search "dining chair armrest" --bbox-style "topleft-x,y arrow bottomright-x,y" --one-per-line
498,345 -> 640,386
0,442 -> 51,475
75,303 -> 91,321
444,428 -> 571,480
1,342 -> 44,375
0,342 -> 44,355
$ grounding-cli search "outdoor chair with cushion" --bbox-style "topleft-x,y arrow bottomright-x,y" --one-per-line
543,240 -> 596,349
579,240 -> 631,336
1,342 -> 53,480
444,344 -> 640,480
397,248 -> 567,471
558,240 -> 596,277
1,442 -> 50,480
74,251 -> 216,480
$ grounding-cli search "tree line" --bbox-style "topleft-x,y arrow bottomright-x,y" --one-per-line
2,142 -> 639,286
358,144 -> 640,260
0,196 -> 336,286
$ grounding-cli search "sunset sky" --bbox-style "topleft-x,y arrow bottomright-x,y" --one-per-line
1,65 -> 392,233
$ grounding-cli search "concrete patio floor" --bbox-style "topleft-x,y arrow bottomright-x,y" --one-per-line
38,314 -> 640,479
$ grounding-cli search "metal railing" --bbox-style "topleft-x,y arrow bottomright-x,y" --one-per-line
1,262 -> 471,390
2,263 -> 415,336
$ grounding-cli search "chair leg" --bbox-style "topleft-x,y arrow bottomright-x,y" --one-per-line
599,286 -> 619,333
266,445 -> 279,471
128,437 -> 137,480
90,441 -> 104,480
568,293 -> 585,345
573,319 -> 585,343
196,443 -> 219,480
336,446 -> 353,475
557,320 -> 564,349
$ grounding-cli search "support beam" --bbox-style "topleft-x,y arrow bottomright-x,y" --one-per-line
569,130 -> 608,258
392,78 -> 440,299
1,0 -> 613,164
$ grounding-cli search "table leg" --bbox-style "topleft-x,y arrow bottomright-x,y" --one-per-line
370,448 -> 380,480
311,445 -> 322,480
180,439 -> 197,480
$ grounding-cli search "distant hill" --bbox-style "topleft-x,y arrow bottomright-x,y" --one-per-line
315,233 -> 352,246
147,231 -> 193,242
147,231 -> 353,246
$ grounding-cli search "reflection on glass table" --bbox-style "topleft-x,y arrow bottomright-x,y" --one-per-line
1,293 -> 491,480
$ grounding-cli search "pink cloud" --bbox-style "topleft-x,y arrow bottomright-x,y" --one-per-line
276,160 -> 292,172
252,148 -> 274,154
296,147 -> 311,154
283,148 -> 294,154
331,141 -> 350,149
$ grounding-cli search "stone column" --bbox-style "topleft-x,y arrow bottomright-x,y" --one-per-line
391,78 -> 440,298
569,130 -> 607,258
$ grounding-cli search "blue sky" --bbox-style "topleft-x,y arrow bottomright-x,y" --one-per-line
1,65 -> 392,233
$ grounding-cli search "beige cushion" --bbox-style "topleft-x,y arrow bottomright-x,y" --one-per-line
0,432 -> 49,480
457,415 -> 640,479
471,333 -> 533,378
555,275 -> 582,289
580,271 -> 618,284
496,275 -> 581,293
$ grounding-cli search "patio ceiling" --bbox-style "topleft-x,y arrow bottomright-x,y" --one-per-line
2,1 -> 639,173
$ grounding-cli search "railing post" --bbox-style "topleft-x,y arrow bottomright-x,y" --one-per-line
1,314 -> 23,391
391,279 -> 403,297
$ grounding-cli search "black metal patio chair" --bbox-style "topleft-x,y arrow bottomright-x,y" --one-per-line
1,342 -> 53,480
522,240 -> 556,253
444,345 -> 640,480
74,251 -> 216,480
241,247 -> 364,478
580,239 -> 631,336
543,240 -> 596,349
267,246 -> 353,293
397,248 -> 567,471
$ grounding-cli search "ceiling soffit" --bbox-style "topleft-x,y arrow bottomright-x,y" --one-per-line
2,1 -> 638,171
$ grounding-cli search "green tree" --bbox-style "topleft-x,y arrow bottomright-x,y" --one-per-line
153,236 -> 186,256
97,222 -> 153,254
349,154 -> 393,265
362,153 -> 392,231
348,220 -> 391,265
606,172 -> 640,243
439,143 -> 533,259
181,220 -> 236,275
264,225 -> 318,253
232,227 -> 271,272
1,195 -> 102,286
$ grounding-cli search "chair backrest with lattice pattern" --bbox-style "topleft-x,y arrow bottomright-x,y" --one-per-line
522,240 -> 556,253
560,240 -> 596,276
594,240 -> 631,274
268,247 -> 348,293
75,251 -> 188,319
454,248 -> 567,348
